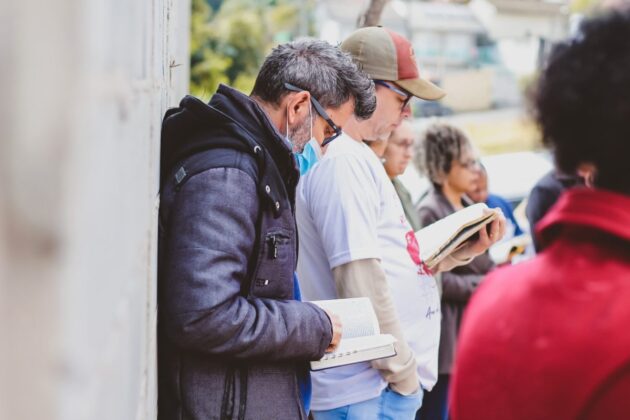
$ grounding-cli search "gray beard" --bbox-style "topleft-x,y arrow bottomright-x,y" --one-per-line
288,116 -> 311,153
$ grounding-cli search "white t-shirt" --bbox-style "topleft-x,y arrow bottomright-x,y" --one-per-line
296,133 -> 441,411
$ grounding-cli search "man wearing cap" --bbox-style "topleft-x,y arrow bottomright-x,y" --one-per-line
296,27 -> 505,419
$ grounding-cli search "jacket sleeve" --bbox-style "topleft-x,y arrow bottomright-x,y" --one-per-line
160,167 -> 332,361
440,271 -> 484,303
417,205 -> 441,229
440,247 -> 494,303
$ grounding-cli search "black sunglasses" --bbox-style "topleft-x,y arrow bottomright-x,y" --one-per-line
284,82 -> 343,147
374,80 -> 413,111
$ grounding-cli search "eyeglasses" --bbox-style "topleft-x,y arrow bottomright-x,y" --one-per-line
458,158 -> 481,170
390,140 -> 414,151
284,83 -> 342,147
374,80 -> 413,111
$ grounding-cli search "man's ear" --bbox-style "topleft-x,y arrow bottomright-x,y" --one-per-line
286,91 -> 311,125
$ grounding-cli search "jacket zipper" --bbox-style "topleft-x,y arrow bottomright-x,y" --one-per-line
267,235 -> 278,259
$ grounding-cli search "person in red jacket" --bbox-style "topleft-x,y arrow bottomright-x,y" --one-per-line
450,9 -> 630,420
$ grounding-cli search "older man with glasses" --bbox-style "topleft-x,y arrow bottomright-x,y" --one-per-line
296,27 -> 506,420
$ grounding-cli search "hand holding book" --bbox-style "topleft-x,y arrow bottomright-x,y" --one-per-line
449,207 -> 506,265
310,298 -> 397,370
455,208 -> 505,259
415,204 -> 507,272
323,309 -> 343,353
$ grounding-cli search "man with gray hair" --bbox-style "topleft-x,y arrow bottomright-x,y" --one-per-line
157,39 -> 375,420
296,27 -> 505,419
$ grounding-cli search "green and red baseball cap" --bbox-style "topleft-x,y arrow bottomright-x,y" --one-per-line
341,26 -> 446,101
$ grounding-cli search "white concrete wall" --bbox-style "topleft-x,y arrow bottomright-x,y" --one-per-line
0,0 -> 189,419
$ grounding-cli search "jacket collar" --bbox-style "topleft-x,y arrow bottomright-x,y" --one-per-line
537,188 -> 630,246
209,84 -> 299,186
430,185 -> 473,211
210,84 -> 293,158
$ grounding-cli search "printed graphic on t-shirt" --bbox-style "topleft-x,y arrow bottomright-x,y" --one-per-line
425,305 -> 440,320
404,231 -> 431,276
297,134 -> 442,401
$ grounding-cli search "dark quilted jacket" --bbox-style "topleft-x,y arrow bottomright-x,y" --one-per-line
157,85 -> 332,420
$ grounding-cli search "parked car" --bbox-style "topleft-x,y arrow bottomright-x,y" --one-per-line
481,151 -> 553,210
413,100 -> 454,118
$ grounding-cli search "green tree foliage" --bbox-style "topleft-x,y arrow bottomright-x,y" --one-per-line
190,0 -> 312,100
571,0 -> 600,13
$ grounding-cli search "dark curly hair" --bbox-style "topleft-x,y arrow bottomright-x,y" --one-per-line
414,122 -> 472,187
533,9 -> 630,194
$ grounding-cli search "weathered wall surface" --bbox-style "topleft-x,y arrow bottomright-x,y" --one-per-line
0,0 -> 189,418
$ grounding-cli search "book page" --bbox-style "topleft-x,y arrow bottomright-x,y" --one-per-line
415,203 -> 496,265
311,297 -> 380,339
428,217 -> 493,266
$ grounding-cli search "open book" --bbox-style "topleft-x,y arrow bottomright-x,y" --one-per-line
415,203 -> 498,269
310,297 -> 396,371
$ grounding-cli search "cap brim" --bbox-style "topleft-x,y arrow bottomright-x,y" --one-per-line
396,78 -> 446,101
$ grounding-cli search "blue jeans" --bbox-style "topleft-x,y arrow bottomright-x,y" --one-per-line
312,386 -> 424,420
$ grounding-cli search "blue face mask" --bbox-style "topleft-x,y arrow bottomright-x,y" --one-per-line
295,139 -> 322,175
291,104 -> 322,175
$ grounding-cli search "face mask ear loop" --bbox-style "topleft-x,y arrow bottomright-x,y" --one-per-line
285,106 -> 290,139
309,103 -> 313,140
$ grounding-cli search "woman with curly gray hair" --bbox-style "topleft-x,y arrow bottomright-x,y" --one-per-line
414,123 -> 494,420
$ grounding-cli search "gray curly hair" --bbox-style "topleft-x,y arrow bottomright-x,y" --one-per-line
413,122 -> 472,186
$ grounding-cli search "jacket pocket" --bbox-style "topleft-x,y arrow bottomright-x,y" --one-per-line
245,362 -> 305,420
251,228 -> 294,299
179,355 -> 229,419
